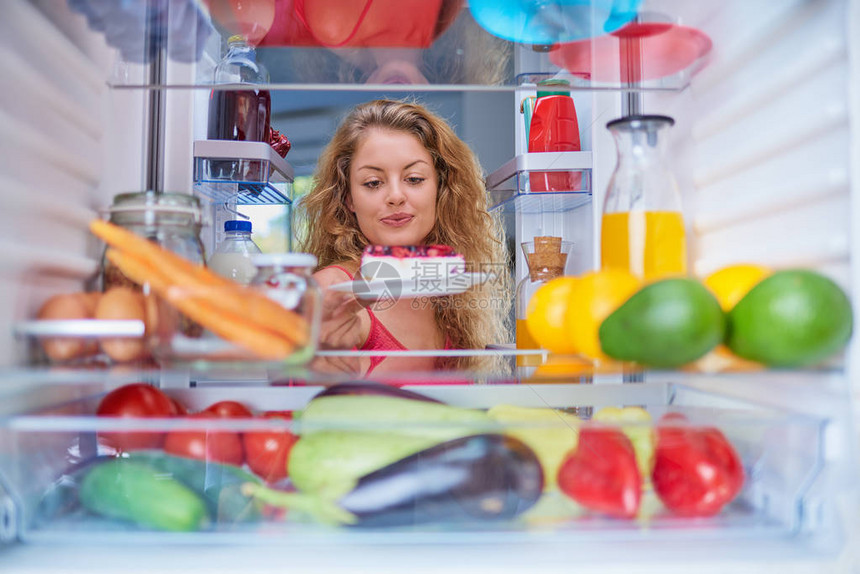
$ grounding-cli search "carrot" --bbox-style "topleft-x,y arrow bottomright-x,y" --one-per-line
91,219 -> 229,288
164,283 -> 310,347
106,249 -> 296,360
93,219 -> 310,346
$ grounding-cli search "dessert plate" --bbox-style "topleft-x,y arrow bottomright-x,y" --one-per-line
329,272 -> 496,300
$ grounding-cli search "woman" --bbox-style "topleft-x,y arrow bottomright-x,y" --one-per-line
298,99 -> 510,375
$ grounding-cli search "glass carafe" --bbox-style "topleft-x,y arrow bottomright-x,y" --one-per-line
601,115 -> 687,280
515,237 -> 573,350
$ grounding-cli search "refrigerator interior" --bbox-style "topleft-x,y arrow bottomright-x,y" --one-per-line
1,0 -> 860,570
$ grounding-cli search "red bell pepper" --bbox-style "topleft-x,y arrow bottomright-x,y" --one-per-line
557,425 -> 641,519
652,414 -> 745,517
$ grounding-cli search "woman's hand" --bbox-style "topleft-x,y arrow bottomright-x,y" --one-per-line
318,290 -> 365,350
310,289 -> 366,374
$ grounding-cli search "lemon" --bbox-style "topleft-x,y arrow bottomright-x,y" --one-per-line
727,270 -> 852,367
703,264 -> 771,311
565,269 -> 641,361
526,277 -> 579,354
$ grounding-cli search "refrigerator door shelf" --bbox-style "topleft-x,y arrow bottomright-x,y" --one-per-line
486,151 -> 592,214
193,140 -> 295,206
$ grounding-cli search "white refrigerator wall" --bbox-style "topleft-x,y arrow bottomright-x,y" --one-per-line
0,0 -> 147,367
669,0 -> 858,403
590,0 -> 853,282
588,0 -> 858,390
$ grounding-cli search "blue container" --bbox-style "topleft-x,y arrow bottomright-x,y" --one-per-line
469,0 -> 642,45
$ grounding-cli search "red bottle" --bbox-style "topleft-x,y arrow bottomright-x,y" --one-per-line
528,80 -> 582,192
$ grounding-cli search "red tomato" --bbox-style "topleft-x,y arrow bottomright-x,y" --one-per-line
164,412 -> 244,466
242,411 -> 297,483
96,383 -> 178,452
170,397 -> 188,416
652,415 -> 745,517
557,425 -> 641,519
203,400 -> 254,418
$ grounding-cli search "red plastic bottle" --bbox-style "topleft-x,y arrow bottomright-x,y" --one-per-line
528,80 -> 582,192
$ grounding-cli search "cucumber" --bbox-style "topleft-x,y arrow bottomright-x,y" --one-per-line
79,459 -> 210,532
126,451 -> 263,524
288,430 -> 441,498
291,396 -> 496,499
298,395 -> 493,440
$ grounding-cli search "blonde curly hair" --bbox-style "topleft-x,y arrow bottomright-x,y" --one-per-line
297,99 -> 511,369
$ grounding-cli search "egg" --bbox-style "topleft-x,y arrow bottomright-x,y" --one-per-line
95,287 -> 150,363
37,292 -> 100,362
81,292 -> 103,314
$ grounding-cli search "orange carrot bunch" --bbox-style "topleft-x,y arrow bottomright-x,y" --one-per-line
90,219 -> 308,360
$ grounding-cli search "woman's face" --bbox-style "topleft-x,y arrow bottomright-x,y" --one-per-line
347,127 -> 438,246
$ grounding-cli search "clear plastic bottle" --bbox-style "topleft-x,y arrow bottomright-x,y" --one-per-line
600,115 -> 687,280
208,220 -> 263,285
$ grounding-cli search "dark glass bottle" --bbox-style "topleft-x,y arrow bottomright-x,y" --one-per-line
207,35 -> 271,144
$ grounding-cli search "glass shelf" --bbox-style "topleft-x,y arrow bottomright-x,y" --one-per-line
486,151 -> 592,214
104,2 -> 711,92
14,320 -> 144,338
193,140 -> 294,206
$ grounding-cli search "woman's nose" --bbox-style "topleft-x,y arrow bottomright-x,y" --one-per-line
386,182 -> 406,205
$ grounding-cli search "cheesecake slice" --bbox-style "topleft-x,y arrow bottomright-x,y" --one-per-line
359,245 -> 466,284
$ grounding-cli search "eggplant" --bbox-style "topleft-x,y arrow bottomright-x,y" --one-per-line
341,433 -> 543,527
245,433 -> 544,528
287,431 -> 442,495
312,381 -> 443,404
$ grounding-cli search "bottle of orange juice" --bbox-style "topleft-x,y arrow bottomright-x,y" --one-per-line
600,115 -> 687,280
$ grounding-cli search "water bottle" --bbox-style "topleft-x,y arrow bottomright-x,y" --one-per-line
208,220 -> 263,285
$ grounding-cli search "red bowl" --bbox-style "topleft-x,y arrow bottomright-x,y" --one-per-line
550,22 -> 712,83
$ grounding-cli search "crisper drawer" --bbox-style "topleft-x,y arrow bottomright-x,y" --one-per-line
0,372 -> 834,548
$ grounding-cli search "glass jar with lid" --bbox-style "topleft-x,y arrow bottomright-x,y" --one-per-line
515,237 -> 573,350
102,191 -> 206,291
250,253 -> 322,365
148,252 -> 321,368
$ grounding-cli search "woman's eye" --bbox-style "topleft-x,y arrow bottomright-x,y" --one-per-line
406,177 -> 426,185
363,180 -> 382,189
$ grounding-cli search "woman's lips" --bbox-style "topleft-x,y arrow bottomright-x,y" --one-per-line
380,214 -> 414,227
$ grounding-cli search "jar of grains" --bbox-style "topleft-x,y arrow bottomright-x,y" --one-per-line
101,192 -> 206,291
